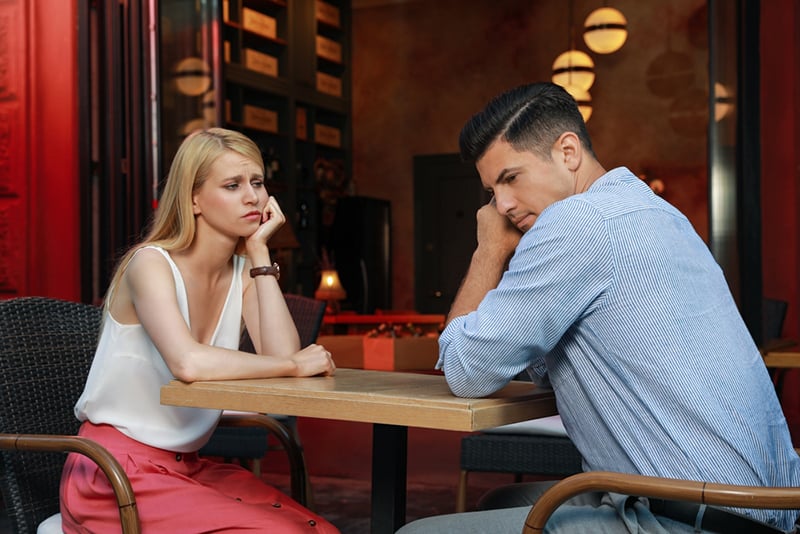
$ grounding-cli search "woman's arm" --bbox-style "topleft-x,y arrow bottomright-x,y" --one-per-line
122,248 -> 332,383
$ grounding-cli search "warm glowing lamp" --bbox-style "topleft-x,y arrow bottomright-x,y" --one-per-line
315,269 -> 347,314
583,7 -> 628,54
551,50 -> 595,91
561,84 -> 593,122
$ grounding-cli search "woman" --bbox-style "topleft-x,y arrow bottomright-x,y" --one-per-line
60,128 -> 339,533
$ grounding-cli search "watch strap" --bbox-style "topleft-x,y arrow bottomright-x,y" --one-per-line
249,262 -> 280,280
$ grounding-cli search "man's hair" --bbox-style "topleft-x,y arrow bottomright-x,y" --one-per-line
459,82 -> 595,163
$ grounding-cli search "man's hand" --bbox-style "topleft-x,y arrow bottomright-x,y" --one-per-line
476,198 -> 523,262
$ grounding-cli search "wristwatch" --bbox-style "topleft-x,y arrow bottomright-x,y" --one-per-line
249,262 -> 280,280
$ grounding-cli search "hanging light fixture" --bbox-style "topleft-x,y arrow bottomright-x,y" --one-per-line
552,50 -> 595,91
583,6 -> 628,54
551,0 -> 595,92
562,84 -> 593,122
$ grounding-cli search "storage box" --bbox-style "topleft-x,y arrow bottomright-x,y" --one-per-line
296,108 -> 308,140
316,35 -> 342,63
244,48 -> 278,78
362,336 -> 440,371
242,104 -> 278,133
314,124 -> 341,147
316,72 -> 342,97
242,8 -> 277,39
317,335 -> 364,369
316,1 -> 341,27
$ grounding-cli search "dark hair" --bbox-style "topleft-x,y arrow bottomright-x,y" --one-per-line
459,82 -> 595,163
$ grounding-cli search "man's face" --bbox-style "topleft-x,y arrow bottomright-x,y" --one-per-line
476,138 -> 575,232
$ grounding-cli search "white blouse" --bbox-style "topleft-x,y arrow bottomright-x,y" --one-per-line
75,246 -> 245,452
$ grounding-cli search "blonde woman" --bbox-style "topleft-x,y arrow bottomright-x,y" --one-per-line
61,128 -> 338,533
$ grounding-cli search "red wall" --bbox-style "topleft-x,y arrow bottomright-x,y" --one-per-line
761,0 -> 800,340
2,0 -> 81,300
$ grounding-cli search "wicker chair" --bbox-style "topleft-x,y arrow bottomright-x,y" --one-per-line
522,471 -> 800,533
0,296 -> 310,534
0,297 -> 140,533
201,294 -> 326,494
456,415 -> 583,512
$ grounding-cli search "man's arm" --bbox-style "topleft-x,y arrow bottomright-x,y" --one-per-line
446,201 -> 522,325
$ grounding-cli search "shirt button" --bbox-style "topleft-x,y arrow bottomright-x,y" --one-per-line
235,497 -> 242,502
272,502 -> 281,508
175,454 -> 182,461
308,520 -> 317,526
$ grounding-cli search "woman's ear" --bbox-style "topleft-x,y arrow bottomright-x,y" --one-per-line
192,195 -> 201,215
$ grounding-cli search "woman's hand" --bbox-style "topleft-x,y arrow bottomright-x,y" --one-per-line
245,196 -> 285,258
289,344 -> 336,377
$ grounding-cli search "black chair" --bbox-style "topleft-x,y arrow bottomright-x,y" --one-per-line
0,296 -> 310,534
456,415 -> 583,512
200,294 -> 326,497
0,297 -> 140,533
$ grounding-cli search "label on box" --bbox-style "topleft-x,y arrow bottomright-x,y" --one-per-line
243,105 -> 278,133
316,72 -> 342,97
244,48 -> 278,78
316,35 -> 342,63
242,8 -> 277,39
296,108 -> 308,140
314,124 -> 341,147
316,1 -> 341,27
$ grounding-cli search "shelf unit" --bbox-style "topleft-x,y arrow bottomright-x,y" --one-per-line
218,0 -> 352,295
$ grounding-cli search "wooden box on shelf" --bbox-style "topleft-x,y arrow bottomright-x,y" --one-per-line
242,104 -> 278,133
242,7 -> 277,39
316,35 -> 342,63
362,336 -> 440,371
314,124 -> 341,147
316,1 -> 341,27
296,108 -> 308,140
316,72 -> 342,97
243,48 -> 278,78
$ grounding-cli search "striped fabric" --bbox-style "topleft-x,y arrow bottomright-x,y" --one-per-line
439,167 -> 800,531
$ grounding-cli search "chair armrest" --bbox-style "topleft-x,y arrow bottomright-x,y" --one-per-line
217,413 -> 308,506
0,433 -> 140,534
523,471 -> 800,533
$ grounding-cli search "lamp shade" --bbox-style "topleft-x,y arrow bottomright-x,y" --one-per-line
583,7 -> 628,54
551,50 -> 595,91
561,84 -> 593,123
315,269 -> 347,301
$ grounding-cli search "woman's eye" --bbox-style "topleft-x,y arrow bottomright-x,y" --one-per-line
251,179 -> 264,188
224,183 -> 239,190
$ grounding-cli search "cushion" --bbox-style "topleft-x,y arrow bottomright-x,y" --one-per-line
483,415 -> 568,437
37,513 -> 61,534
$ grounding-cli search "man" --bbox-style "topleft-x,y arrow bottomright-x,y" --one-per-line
398,82 -> 800,533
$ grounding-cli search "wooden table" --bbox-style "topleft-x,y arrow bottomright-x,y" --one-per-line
161,368 -> 557,533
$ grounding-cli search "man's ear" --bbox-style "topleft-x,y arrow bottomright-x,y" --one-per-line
555,132 -> 582,171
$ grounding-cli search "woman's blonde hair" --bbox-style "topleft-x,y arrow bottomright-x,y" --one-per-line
105,127 -> 264,301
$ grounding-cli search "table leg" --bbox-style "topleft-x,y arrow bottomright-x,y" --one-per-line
370,423 -> 408,534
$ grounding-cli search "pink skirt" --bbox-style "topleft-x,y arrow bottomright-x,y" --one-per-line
60,422 -> 340,533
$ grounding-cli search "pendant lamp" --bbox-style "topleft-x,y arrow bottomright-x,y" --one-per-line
583,6 -> 628,54
552,50 -> 595,92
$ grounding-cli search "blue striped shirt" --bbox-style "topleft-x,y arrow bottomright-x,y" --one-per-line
438,167 -> 800,530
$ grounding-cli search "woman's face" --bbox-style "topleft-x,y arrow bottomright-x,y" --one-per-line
192,150 -> 268,238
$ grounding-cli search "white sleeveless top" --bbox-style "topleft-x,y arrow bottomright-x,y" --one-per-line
74,246 -> 245,452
